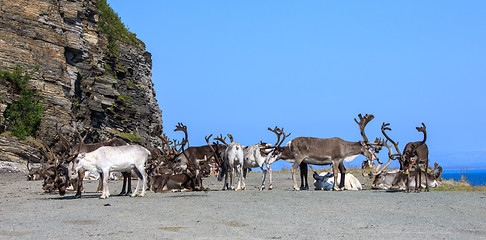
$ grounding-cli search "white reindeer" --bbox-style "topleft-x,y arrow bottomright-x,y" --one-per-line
243,143 -> 273,190
313,172 -> 362,191
74,145 -> 150,199
222,142 -> 245,191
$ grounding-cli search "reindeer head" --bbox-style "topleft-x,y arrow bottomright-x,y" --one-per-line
402,123 -> 427,169
266,126 -> 291,161
40,141 -> 71,196
355,114 -> 384,162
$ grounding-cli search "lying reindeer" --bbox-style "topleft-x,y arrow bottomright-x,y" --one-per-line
371,169 -> 440,190
149,171 -> 196,193
313,171 -> 362,190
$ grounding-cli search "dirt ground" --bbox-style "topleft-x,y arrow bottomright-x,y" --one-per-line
0,171 -> 485,240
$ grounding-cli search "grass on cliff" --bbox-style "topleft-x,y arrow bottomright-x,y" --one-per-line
96,0 -> 138,59
0,66 -> 44,140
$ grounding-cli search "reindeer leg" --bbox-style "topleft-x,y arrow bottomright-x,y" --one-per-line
300,162 -> 309,190
100,170 -> 110,199
235,166 -> 243,191
332,163 -> 341,191
222,168 -> 228,190
127,172 -> 132,195
260,163 -> 267,191
132,167 -> 145,197
119,172 -> 127,195
75,170 -> 85,198
230,167 -> 235,190
267,162 -> 273,190
405,170 -> 411,193
425,160 -> 429,192
338,162 -> 346,190
242,168 -> 248,190
96,172 -> 103,192
291,161 -> 301,191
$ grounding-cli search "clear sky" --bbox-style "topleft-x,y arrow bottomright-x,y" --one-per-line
107,1 -> 486,170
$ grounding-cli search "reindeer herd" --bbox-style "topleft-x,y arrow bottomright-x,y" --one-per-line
30,113 -> 443,199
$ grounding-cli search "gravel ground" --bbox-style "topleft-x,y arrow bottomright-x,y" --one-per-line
0,171 -> 485,240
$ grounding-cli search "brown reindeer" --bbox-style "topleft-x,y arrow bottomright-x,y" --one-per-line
267,114 -> 384,191
39,141 -> 70,195
149,171 -> 196,192
379,122 -> 430,192
148,123 -> 202,192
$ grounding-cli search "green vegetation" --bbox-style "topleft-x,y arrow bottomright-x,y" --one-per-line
117,94 -> 132,102
1,66 -> 44,140
107,129 -> 141,144
433,179 -> 486,192
96,0 -> 138,59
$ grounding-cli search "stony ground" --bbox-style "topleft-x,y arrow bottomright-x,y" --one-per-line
0,171 -> 485,240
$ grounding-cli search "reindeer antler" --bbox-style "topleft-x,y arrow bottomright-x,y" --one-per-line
354,114 -> 374,143
227,134 -> 234,143
174,122 -> 189,147
205,134 -> 223,165
214,134 -> 229,146
268,126 -> 291,149
373,140 -> 395,175
409,122 -> 427,155
381,122 -> 402,160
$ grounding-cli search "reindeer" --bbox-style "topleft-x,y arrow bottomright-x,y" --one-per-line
242,142 -> 274,190
148,123 -> 203,192
27,158 -> 45,181
56,124 -> 131,197
213,134 -> 245,191
379,122 -> 429,192
264,127 -> 291,190
73,145 -> 150,199
267,114 -> 384,191
371,169 -> 441,190
166,123 -> 227,190
211,134 -> 274,190
39,142 -> 70,195
313,172 -> 363,191
149,171 -> 196,192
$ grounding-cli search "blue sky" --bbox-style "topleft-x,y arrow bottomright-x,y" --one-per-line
108,1 -> 486,170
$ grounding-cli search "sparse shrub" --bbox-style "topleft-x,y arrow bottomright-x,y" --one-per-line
96,0 -> 138,59
1,66 -> 44,140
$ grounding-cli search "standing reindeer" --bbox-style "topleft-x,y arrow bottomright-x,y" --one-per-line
56,124 -> 131,197
267,114 -> 384,191
380,122 -> 429,192
213,134 -> 245,191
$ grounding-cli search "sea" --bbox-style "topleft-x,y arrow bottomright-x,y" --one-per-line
442,169 -> 486,187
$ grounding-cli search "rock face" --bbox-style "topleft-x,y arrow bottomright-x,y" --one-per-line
0,0 -> 163,162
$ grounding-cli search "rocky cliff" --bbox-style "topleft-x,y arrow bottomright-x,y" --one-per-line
0,0 -> 163,163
